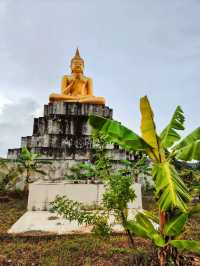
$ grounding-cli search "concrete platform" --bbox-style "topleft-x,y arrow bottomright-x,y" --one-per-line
8,209 -> 141,235
8,182 -> 142,234
8,211 -> 90,234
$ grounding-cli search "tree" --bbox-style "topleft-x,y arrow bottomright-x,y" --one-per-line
89,96 -> 200,265
52,134 -> 136,246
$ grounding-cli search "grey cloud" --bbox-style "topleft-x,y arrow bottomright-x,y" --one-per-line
0,0 -> 199,154
0,98 -> 39,157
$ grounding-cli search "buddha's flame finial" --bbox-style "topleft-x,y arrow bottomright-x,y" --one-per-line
75,48 -> 80,58
71,47 -> 84,66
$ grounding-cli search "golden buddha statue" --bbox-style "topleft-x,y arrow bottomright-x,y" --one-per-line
49,49 -> 105,105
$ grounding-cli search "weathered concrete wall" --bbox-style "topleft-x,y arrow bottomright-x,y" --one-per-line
28,181 -> 142,211
6,151 -> 136,182
8,102 -> 113,160
7,102 -> 136,180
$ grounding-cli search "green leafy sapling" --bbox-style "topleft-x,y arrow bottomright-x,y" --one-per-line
51,134 -> 136,245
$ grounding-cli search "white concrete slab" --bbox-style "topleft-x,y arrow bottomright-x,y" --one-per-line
8,209 -> 142,235
8,211 -> 91,234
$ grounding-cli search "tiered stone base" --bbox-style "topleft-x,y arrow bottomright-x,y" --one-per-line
8,102 -> 113,160
7,102 -> 135,179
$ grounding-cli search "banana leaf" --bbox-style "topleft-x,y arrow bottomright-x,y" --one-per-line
174,127 -> 200,161
126,220 -> 150,238
169,240 -> 200,253
163,213 -> 188,236
135,212 -> 156,232
140,96 -> 164,162
18,147 -> 39,161
89,115 -> 150,152
160,106 -> 185,148
176,140 -> 200,161
143,210 -> 159,224
127,220 -> 165,247
152,162 -> 190,212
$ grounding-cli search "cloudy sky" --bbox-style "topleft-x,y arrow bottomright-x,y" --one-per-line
0,0 -> 199,157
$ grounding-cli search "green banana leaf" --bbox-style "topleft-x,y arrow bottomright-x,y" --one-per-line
174,127 -> 200,161
152,162 -> 190,212
176,140 -> 200,161
89,115 -> 150,152
126,220 -> 150,238
160,106 -> 185,148
131,212 -> 164,247
127,219 -> 165,247
135,212 -> 156,232
163,213 -> 188,236
140,96 -> 164,162
175,127 -> 200,149
151,233 -> 166,247
18,147 -> 39,161
169,240 -> 200,253
143,210 -> 159,224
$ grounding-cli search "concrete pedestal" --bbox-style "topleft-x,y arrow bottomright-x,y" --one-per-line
8,181 -> 142,234
27,181 -> 142,211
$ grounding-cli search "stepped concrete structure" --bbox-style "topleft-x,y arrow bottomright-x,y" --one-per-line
8,102 -> 113,160
8,102 -> 134,179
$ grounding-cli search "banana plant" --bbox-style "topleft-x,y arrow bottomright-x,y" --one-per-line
89,96 -> 200,265
17,147 -> 50,192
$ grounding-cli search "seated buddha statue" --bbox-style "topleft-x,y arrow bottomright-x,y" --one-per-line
49,49 -> 105,105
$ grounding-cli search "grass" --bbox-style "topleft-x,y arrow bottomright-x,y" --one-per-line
0,235 -> 152,266
0,195 -> 200,265
0,194 -> 26,234
0,196 -> 151,266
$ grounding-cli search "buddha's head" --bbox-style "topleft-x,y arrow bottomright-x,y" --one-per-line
70,48 -> 84,74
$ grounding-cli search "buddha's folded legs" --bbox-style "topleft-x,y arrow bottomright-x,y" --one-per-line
79,96 -> 105,105
49,93 -> 105,105
49,93 -> 79,102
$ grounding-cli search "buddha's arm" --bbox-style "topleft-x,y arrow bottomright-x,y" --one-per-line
61,75 -> 73,95
87,78 -> 93,96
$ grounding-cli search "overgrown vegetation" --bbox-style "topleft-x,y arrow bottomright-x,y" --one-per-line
64,162 -> 96,182
52,133 -> 139,246
89,96 -> 200,265
0,147 -> 49,194
1,97 -> 200,265
0,158 -> 23,194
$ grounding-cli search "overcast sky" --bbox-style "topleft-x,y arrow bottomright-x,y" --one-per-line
0,0 -> 200,157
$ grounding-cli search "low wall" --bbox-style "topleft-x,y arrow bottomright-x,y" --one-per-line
28,181 -> 142,211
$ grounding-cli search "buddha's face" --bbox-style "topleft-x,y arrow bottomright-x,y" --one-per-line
71,59 -> 84,74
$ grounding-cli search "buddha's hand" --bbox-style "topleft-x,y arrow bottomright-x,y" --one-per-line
63,81 -> 74,94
